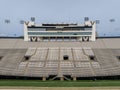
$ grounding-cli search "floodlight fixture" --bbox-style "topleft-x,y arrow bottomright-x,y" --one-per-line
20,20 -> 25,24
31,17 -> 35,22
84,17 -> 89,21
5,19 -> 10,24
109,19 -> 115,22
95,20 -> 100,24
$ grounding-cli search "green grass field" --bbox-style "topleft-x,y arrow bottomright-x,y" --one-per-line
0,80 -> 120,87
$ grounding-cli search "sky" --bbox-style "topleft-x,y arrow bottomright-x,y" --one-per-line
0,0 -> 120,37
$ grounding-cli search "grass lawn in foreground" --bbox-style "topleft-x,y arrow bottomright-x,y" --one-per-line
0,80 -> 120,87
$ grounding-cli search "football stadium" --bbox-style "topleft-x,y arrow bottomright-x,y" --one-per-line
1,0 -> 120,89
0,20 -> 120,84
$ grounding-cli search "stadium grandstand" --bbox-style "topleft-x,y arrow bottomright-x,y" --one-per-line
0,21 -> 120,81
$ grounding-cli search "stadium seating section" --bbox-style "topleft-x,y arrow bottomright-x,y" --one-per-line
0,38 -> 120,80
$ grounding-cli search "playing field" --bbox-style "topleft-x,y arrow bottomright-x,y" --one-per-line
0,87 -> 120,90
0,80 -> 120,87
0,80 -> 120,90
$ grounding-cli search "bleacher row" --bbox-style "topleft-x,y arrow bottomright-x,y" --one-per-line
0,48 -> 120,78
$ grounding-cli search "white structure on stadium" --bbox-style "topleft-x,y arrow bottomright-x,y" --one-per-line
24,21 -> 96,42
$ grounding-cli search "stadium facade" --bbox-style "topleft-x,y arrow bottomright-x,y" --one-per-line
24,21 -> 96,42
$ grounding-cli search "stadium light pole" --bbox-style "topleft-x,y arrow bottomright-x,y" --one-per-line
109,19 -> 115,22
30,17 -> 35,22
20,20 -> 25,24
95,20 -> 100,24
4,19 -> 11,36
84,17 -> 89,22
109,19 -> 115,36
5,19 -> 10,24
95,20 -> 100,37
19,20 -> 25,37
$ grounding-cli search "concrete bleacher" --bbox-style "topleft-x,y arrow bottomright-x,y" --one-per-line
46,61 -> 58,67
27,62 -> 44,68
72,68 -> 93,77
25,67 -> 49,77
0,49 -> 26,76
14,62 -> 28,76
25,47 -> 36,56
30,48 -> 48,62
75,62 -> 91,68
47,47 -> 59,61
60,61 -> 74,67
60,67 -> 74,75
92,49 -> 120,76
91,62 -> 101,69
83,47 -> 94,56
0,46 -> 120,80
60,47 -> 73,61
93,49 -> 119,68
72,48 -> 89,61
